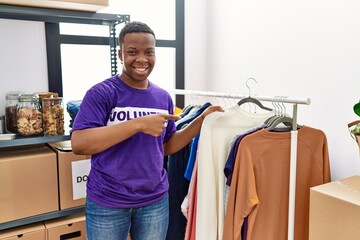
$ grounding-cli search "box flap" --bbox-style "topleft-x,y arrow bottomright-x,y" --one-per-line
44,213 -> 85,228
48,141 -> 72,151
311,175 -> 360,205
341,175 -> 360,191
0,144 -> 55,161
0,222 -> 45,238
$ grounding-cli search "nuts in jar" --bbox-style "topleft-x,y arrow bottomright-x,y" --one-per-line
17,94 -> 43,136
42,97 -> 64,135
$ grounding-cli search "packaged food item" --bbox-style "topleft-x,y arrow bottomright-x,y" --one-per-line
5,91 -> 24,133
17,94 -> 43,136
0,115 -> 4,134
0,133 -> 16,140
42,97 -> 65,136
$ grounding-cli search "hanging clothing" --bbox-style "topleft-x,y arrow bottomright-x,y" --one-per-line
223,126 -> 266,240
183,155 -> 199,240
184,133 -> 200,181
192,105 -> 275,240
223,126 -> 331,240
166,103 -> 211,240
224,124 -> 267,187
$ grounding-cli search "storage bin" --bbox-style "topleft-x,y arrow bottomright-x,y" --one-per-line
44,213 -> 86,240
0,222 -> 46,240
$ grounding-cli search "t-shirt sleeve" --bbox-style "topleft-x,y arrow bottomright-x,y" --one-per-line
163,95 -> 176,143
70,87 -> 111,134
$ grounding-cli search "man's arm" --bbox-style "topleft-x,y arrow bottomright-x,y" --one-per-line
164,105 -> 224,155
71,114 -> 181,155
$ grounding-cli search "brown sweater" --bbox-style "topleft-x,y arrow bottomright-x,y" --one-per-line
223,126 -> 331,240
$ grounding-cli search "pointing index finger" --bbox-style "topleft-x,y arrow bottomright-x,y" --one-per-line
162,114 -> 182,121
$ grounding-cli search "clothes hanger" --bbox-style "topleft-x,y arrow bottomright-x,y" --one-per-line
267,96 -> 302,131
237,78 -> 273,111
264,96 -> 294,128
266,96 -> 290,130
267,116 -> 294,130
264,96 -> 281,126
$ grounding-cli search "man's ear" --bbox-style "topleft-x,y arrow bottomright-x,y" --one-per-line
118,49 -> 123,62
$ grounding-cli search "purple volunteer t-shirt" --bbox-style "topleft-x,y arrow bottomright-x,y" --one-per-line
71,75 -> 176,208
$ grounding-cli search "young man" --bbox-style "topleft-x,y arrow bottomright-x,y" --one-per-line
70,21 -> 223,240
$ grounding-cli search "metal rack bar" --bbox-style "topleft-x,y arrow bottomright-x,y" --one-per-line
109,22 -> 119,76
0,4 -> 130,25
0,135 -> 70,148
170,89 -> 311,105
0,206 -> 85,230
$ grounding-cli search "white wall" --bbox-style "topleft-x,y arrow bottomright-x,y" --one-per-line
185,0 -> 360,180
0,19 -> 49,115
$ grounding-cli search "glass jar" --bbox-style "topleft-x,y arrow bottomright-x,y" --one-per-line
42,97 -> 65,136
17,94 -> 43,136
35,92 -> 59,112
35,92 -> 59,124
5,91 -> 24,133
35,92 -> 59,100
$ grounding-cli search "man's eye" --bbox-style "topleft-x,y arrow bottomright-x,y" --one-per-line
128,51 -> 136,55
146,51 -> 155,56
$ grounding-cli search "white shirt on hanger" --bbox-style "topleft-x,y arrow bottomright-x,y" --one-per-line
195,105 -> 275,240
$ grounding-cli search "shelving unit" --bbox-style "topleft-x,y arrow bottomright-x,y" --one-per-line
0,3 -> 130,96
0,4 -> 130,231
0,134 -> 80,231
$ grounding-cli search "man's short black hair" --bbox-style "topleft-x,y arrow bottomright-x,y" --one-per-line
118,21 -> 156,48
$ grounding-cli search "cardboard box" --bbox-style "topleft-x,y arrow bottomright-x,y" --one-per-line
0,0 -> 108,12
44,213 -> 86,240
309,175 -> 360,240
0,145 -> 59,223
49,143 -> 91,210
0,222 -> 46,240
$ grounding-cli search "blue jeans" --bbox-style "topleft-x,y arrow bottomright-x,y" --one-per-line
86,194 -> 169,240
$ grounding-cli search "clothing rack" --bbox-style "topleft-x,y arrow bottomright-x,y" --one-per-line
170,88 -> 311,240
170,89 -> 310,105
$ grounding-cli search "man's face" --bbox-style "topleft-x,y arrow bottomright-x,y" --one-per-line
118,32 -> 156,88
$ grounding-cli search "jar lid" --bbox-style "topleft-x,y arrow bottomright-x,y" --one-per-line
35,92 -> 59,99
42,97 -> 63,102
5,91 -> 24,100
18,93 -> 38,102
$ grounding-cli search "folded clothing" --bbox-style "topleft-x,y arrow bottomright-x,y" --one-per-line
66,100 -> 82,127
